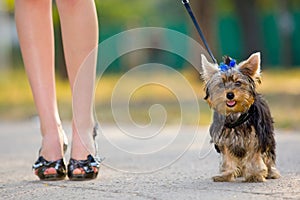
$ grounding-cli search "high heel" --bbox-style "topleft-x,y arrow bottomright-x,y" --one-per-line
67,125 -> 103,181
32,130 -> 68,181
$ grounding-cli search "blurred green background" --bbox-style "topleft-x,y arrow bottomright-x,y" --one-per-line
0,0 -> 299,130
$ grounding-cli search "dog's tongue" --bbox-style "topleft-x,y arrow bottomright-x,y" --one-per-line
227,100 -> 236,107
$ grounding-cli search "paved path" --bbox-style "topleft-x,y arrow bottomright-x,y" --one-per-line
0,121 -> 299,200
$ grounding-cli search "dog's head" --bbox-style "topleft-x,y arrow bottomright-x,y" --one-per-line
201,52 -> 261,115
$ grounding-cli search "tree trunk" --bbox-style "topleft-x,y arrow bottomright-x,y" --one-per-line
233,0 -> 262,58
193,0 -> 216,55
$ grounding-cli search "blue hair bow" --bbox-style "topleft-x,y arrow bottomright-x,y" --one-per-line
219,59 -> 236,72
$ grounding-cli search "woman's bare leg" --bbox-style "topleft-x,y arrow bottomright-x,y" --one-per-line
56,0 -> 98,175
15,0 -> 65,175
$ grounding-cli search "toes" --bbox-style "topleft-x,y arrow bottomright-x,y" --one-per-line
44,167 -> 57,175
72,167 -> 97,175
93,167 -> 98,173
35,167 -> 57,176
72,168 -> 85,175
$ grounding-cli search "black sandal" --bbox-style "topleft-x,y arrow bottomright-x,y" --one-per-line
33,156 -> 67,181
67,154 -> 101,181
67,125 -> 103,181
32,132 -> 68,181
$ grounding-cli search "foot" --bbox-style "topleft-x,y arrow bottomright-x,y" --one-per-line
69,124 -> 99,178
213,174 -> 235,182
267,167 -> 281,179
33,156 -> 67,180
244,175 -> 266,182
67,155 -> 100,181
34,127 -> 68,177
70,126 -> 96,160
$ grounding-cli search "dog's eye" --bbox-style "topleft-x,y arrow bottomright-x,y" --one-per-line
235,81 -> 242,87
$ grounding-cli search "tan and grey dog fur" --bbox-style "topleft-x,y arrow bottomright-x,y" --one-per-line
201,52 -> 280,182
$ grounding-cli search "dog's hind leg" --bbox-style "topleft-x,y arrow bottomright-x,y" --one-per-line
263,153 -> 280,179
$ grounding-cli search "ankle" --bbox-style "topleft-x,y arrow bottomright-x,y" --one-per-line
39,125 -> 67,161
40,138 -> 64,161
70,129 -> 96,160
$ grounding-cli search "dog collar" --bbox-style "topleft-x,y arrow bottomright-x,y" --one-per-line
224,104 -> 255,128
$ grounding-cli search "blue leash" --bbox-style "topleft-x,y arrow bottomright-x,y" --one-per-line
182,0 -> 217,64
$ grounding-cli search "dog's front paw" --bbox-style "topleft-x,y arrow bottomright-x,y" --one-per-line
244,175 -> 266,182
212,174 -> 235,182
267,167 -> 281,179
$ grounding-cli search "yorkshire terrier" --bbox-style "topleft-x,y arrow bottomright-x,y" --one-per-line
201,52 -> 280,182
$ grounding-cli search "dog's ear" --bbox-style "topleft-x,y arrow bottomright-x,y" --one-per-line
238,52 -> 261,82
201,54 -> 219,83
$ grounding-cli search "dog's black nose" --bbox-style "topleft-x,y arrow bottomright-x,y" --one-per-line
226,92 -> 235,100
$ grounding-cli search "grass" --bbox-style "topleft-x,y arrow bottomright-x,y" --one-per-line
0,69 -> 35,119
0,69 -> 72,120
258,69 -> 300,130
0,68 -> 299,130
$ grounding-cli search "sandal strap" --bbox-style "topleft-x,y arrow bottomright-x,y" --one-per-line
33,156 -> 65,170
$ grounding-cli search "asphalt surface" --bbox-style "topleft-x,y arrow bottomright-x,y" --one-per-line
0,121 -> 299,200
